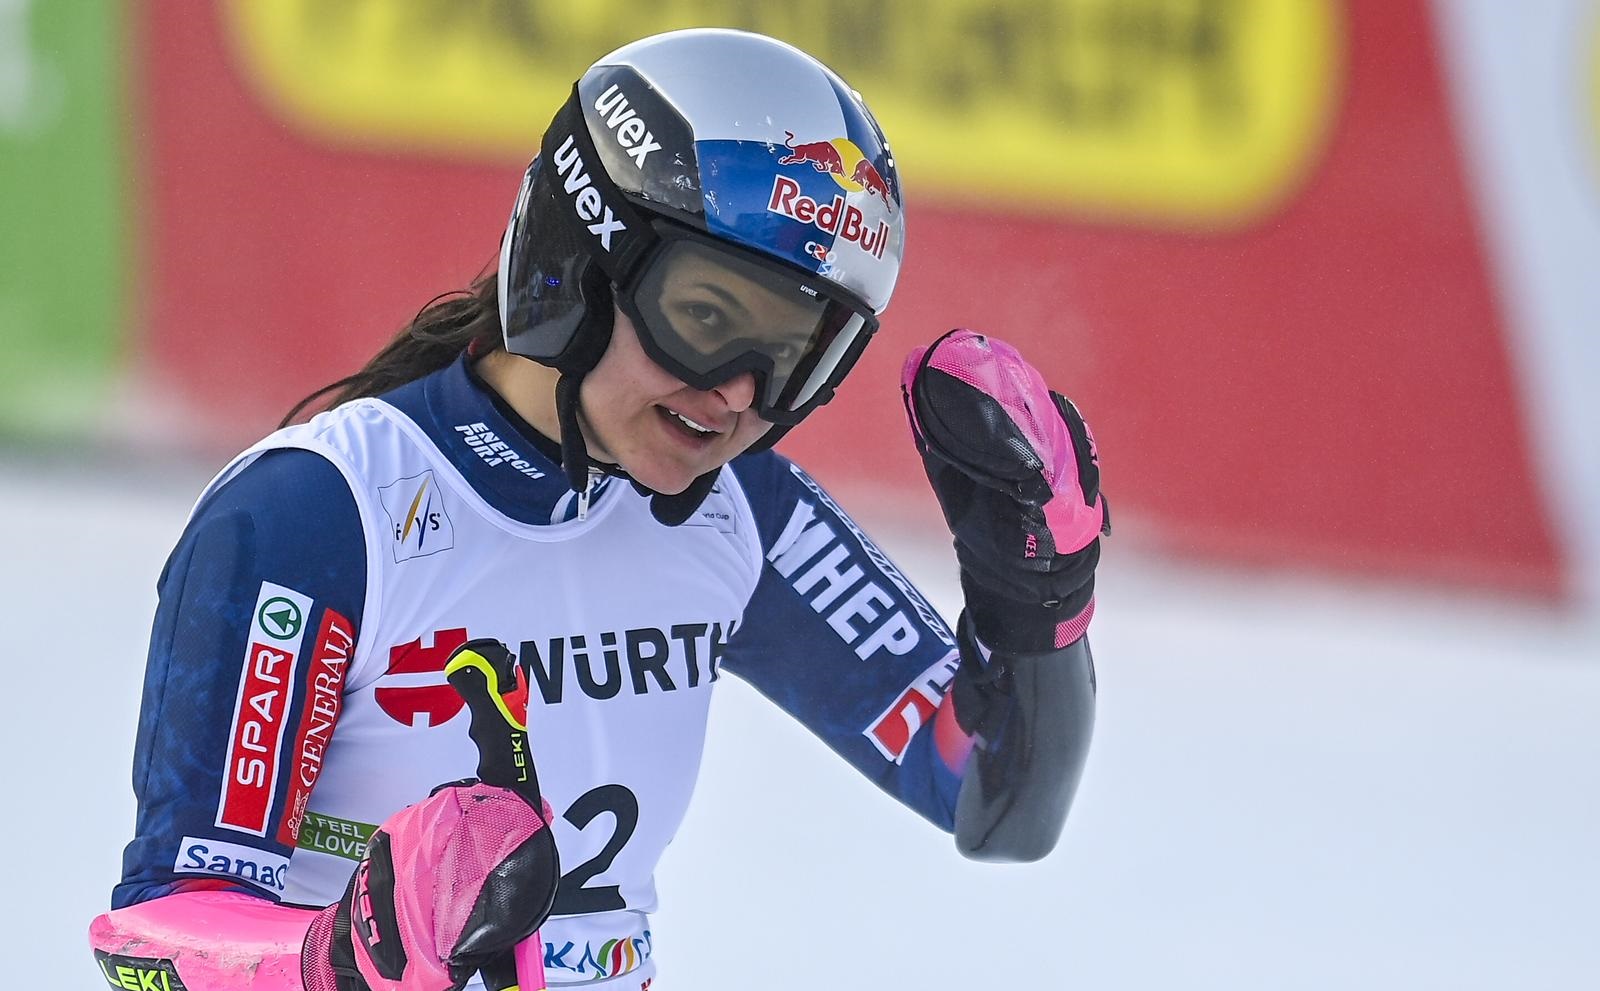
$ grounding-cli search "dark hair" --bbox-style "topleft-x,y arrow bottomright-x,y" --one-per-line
280,270 -> 504,428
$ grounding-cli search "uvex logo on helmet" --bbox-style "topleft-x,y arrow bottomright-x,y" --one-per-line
551,133 -> 627,251
592,83 -> 662,169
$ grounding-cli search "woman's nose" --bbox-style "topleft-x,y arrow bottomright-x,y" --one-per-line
713,371 -> 758,413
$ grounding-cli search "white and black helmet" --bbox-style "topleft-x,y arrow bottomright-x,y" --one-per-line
495,28 -> 905,516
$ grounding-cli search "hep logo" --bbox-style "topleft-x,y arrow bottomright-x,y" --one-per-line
778,131 -> 895,210
376,628 -> 469,727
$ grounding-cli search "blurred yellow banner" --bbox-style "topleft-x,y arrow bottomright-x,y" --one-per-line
224,0 -> 1341,227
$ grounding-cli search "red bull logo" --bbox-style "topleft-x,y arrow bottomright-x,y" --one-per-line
768,176 -> 890,259
777,131 -> 896,211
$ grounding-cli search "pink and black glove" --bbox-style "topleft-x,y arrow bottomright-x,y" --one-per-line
300,782 -> 557,991
903,329 -> 1108,654
303,639 -> 559,991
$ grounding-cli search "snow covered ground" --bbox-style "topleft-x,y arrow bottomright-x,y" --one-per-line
9,453 -> 1595,990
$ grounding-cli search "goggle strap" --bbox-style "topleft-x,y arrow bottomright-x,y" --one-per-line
537,87 -> 659,286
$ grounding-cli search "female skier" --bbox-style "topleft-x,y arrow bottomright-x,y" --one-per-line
90,27 -> 1107,991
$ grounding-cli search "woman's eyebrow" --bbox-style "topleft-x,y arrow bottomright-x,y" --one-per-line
690,281 -> 754,318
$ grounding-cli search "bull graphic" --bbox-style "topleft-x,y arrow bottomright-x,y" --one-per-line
779,131 -> 846,175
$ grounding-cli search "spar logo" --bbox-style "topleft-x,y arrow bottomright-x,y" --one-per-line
378,470 -> 454,563
217,582 -> 312,836
257,597 -> 302,640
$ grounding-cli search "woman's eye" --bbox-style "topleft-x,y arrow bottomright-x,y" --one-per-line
683,302 -> 724,330
769,340 -> 806,365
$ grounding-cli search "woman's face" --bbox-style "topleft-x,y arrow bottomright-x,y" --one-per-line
578,306 -> 776,495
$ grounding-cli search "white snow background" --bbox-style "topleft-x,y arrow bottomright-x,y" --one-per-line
7,455 -> 1596,990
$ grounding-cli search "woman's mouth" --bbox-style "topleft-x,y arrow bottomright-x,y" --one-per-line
658,406 -> 720,445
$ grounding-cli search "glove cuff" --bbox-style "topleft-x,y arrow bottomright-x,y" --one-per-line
302,901 -> 365,991
960,569 -> 1096,654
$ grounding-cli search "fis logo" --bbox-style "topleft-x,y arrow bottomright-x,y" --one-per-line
378,470 -> 454,562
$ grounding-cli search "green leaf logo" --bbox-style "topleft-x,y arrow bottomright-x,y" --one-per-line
258,597 -> 304,640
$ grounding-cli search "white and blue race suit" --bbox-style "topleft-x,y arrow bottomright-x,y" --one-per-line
114,354 -> 967,988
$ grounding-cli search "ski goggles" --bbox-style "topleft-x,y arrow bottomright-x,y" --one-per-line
614,221 -> 879,425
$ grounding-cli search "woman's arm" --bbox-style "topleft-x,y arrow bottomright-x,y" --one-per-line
114,449 -> 366,907
720,330 -> 1108,863
903,329 -> 1109,862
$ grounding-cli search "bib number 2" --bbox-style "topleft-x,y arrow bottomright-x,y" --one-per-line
551,784 -> 638,915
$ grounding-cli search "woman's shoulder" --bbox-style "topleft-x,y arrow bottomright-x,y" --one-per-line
196,447 -> 361,527
249,397 -> 440,489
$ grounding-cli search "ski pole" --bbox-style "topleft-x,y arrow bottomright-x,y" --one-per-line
444,640 -> 557,991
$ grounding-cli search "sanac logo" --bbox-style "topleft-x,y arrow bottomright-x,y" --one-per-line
377,470 -> 455,563
174,836 -> 289,892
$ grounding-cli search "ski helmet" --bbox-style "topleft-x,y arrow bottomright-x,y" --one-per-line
496,28 -> 905,518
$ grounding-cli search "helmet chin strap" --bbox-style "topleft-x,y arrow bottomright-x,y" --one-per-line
554,370 -> 597,495
639,418 -> 793,526
635,472 -> 718,526
548,275 -> 809,527
554,373 -> 721,527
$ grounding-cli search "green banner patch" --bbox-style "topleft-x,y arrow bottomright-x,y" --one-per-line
297,810 -> 377,862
